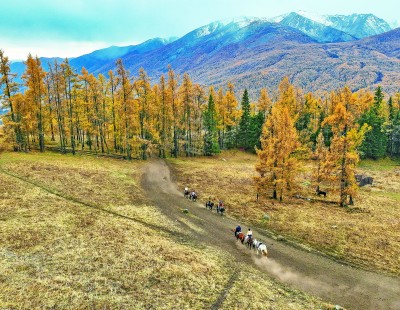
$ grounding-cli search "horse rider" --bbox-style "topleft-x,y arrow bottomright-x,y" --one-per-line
206,198 -> 214,210
234,224 -> 241,237
247,228 -> 253,239
217,200 -> 223,213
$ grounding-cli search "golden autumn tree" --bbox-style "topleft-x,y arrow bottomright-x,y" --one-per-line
312,132 -> 336,194
135,68 -> 155,159
157,74 -> 173,157
0,49 -> 25,150
61,58 -> 78,154
115,59 -> 135,159
223,82 -> 240,148
23,54 -> 46,152
296,92 -> 323,148
322,87 -> 370,206
48,60 -> 68,152
178,73 -> 195,156
257,88 -> 272,120
167,66 -> 180,157
255,102 -> 300,201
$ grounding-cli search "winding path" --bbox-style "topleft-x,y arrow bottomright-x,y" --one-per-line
142,159 -> 400,310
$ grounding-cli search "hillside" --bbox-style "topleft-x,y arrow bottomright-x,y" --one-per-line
102,24 -> 400,97
0,152 -> 331,309
1,151 -> 400,309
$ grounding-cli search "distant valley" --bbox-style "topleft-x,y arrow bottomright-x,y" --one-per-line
10,11 -> 400,97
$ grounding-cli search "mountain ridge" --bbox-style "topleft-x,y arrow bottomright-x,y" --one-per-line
8,12 -> 399,97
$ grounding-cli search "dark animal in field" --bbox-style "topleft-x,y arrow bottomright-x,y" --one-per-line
355,174 -> 374,187
316,186 -> 327,198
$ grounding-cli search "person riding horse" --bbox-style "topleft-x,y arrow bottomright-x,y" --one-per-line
205,199 -> 214,210
246,228 -> 253,247
216,200 -> 225,215
190,191 -> 197,201
184,187 -> 190,198
234,224 -> 241,237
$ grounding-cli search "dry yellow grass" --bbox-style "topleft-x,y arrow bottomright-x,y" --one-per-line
0,152 -> 332,309
169,150 -> 400,275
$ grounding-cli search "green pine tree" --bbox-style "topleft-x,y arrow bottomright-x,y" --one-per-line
203,93 -> 220,156
249,111 -> 264,152
387,96 -> 400,156
359,87 -> 388,159
237,89 -> 251,150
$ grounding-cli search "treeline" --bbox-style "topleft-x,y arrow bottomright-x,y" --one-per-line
0,51 -> 266,159
1,50 -> 400,206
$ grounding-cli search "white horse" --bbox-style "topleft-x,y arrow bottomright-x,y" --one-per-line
253,239 -> 268,256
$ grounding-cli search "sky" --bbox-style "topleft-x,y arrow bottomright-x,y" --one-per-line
1,0 -> 399,60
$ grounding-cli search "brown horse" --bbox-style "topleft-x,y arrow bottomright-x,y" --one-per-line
236,232 -> 245,244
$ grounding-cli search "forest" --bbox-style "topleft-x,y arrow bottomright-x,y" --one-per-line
1,50 -> 400,207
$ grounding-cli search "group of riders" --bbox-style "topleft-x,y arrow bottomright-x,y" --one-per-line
183,187 -> 225,215
234,224 -> 268,255
205,198 -> 225,215
183,187 -> 266,255
184,187 -> 198,201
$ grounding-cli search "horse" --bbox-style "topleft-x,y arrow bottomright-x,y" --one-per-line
216,206 -> 225,216
190,192 -> 198,201
244,235 -> 253,248
235,232 -> 245,244
205,201 -> 214,210
252,239 -> 268,256
184,189 -> 190,199
316,186 -> 327,198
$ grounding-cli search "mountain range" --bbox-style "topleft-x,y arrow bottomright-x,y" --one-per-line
9,11 -> 400,98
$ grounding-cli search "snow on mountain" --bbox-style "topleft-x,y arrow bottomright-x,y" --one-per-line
323,14 -> 393,38
268,11 -> 392,40
278,12 -> 356,43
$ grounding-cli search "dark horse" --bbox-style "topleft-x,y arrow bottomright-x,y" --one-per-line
216,206 -> 225,216
316,186 -> 327,198
205,201 -> 214,210
190,192 -> 198,201
245,235 -> 253,248
184,190 -> 190,199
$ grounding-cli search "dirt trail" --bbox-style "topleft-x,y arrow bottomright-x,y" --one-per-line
142,159 -> 400,310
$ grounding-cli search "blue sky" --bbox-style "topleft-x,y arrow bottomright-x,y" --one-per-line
1,0 -> 399,60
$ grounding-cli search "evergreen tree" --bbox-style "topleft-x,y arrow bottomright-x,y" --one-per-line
203,93 -> 220,156
387,96 -> 400,156
248,111 -> 264,152
359,86 -> 388,159
237,89 -> 252,150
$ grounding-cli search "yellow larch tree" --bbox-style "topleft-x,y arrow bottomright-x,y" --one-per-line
322,87 -> 370,206
255,102 -> 300,201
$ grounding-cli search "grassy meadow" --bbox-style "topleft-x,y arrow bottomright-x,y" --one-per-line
0,152 -> 332,309
169,150 -> 400,275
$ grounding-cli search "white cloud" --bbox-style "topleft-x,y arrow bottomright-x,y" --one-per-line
2,39 -> 134,61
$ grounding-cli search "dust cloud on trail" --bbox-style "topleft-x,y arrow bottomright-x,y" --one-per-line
253,256 -> 331,294
144,160 -> 181,196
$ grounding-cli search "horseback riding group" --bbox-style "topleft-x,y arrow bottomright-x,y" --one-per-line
234,224 -> 268,256
184,187 -> 226,216
184,187 -> 197,201
206,198 -> 225,216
